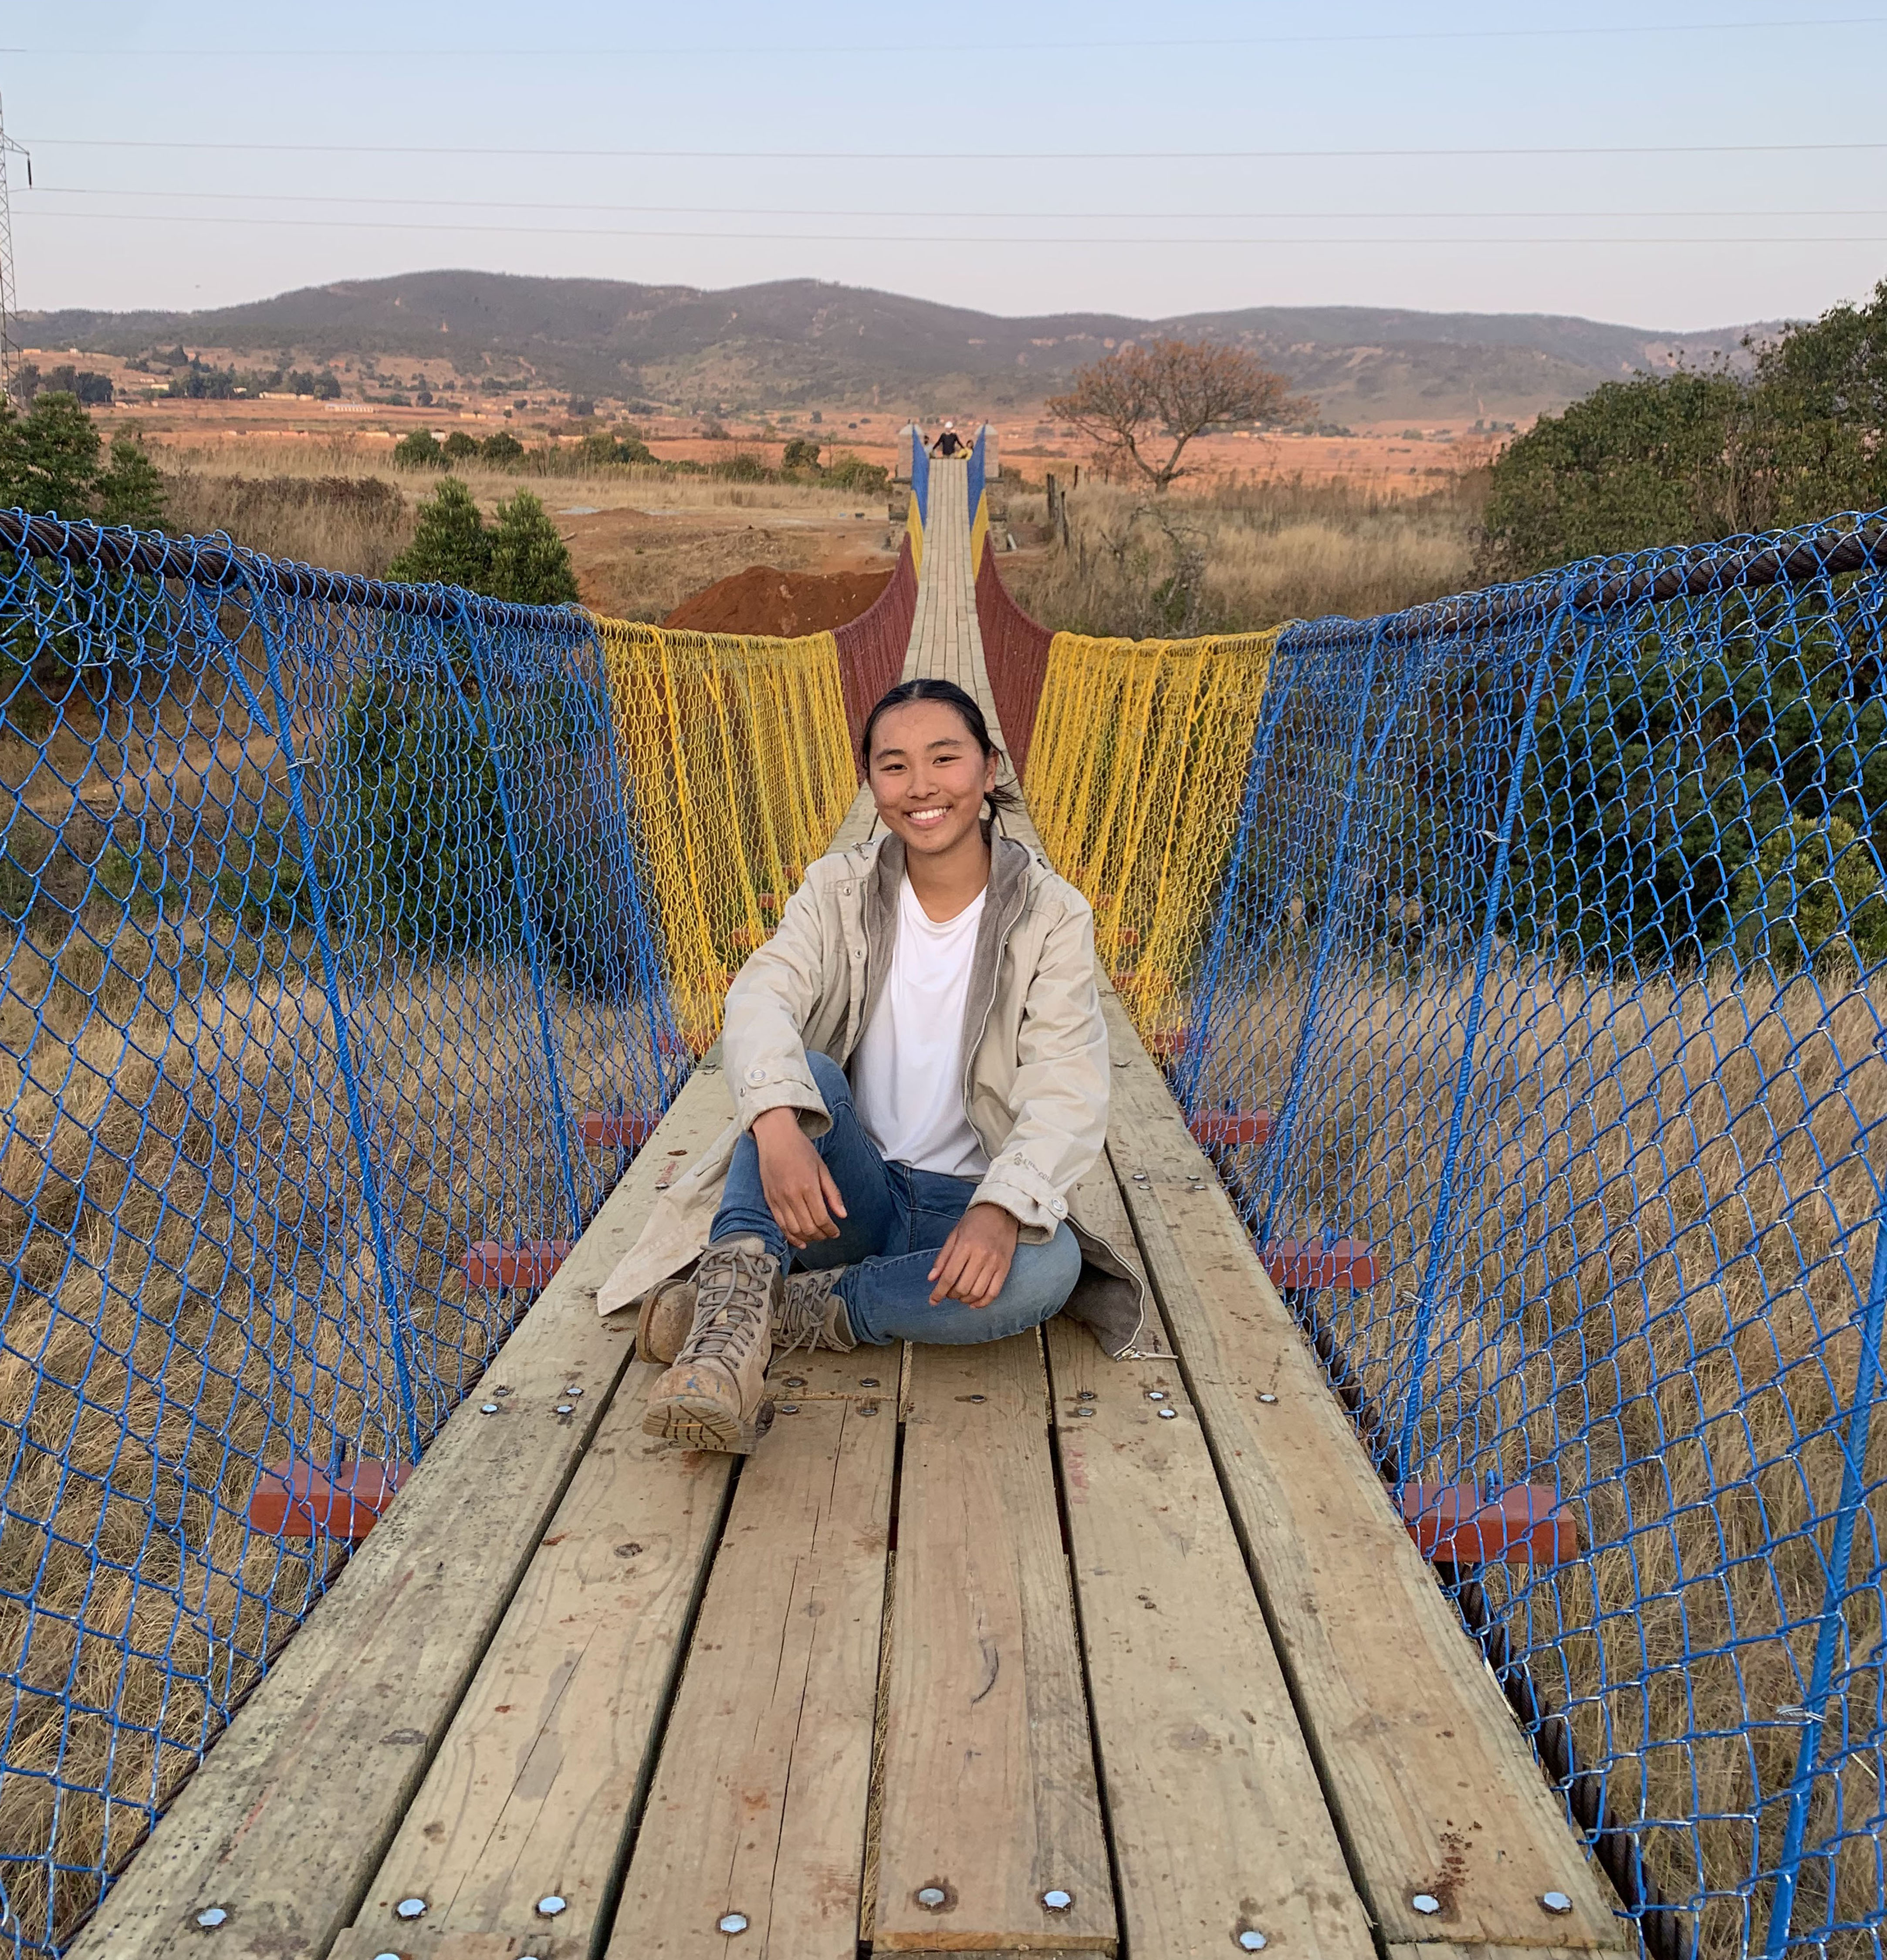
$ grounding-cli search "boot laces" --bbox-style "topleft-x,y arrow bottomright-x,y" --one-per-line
776,1268 -> 839,1358
680,1251 -> 771,1363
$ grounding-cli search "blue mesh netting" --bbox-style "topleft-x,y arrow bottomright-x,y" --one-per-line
0,511 -> 684,1955
1179,509 -> 1887,1960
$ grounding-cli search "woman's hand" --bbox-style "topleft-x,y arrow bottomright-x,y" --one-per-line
752,1106 -> 847,1249
929,1203 -> 1020,1308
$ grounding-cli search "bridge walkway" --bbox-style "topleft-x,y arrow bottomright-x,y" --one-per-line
73,462 -> 1629,1960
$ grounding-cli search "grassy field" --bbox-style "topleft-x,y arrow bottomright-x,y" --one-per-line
152,434 -> 897,616
1001,471 -> 1488,637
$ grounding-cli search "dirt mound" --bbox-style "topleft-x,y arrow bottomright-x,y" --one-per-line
662,564 -> 892,636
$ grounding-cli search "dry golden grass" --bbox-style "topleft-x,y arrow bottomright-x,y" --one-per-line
1190,954 -> 1886,1955
1004,473 -> 1485,636
160,472 -> 413,580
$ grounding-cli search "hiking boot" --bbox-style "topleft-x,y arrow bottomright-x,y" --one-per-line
643,1237 -> 781,1453
775,1266 -> 857,1355
637,1271 -> 698,1366
639,1261 -> 858,1365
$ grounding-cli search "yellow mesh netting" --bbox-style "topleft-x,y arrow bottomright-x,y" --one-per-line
593,618 -> 858,1051
1024,627 -> 1283,1045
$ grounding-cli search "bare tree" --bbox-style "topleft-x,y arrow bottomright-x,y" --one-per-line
1047,337 -> 1310,491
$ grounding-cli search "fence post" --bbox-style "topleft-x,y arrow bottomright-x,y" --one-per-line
1761,1175 -> 1887,1956
1390,598 -> 1575,1481
1253,621 -> 1392,1244
449,597 -> 584,1234
1180,644 -> 1300,1112
239,571 -> 424,1461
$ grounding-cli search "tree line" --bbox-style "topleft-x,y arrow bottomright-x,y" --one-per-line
1479,276 -> 1887,579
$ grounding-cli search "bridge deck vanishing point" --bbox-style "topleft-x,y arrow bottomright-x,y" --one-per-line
73,463 -> 1630,1960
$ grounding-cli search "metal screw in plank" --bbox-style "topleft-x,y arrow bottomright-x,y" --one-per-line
1258,1392 -> 1278,1404
859,1377 -> 880,1387
1238,1931 -> 1268,1951
195,1907 -> 228,1930
1157,1408 -> 1179,1419
1074,1407 -> 1096,1417
537,1895 -> 567,1917
1541,1892 -> 1573,1915
717,1911 -> 749,1934
396,1898 -> 427,1919
785,1375 -> 806,1389
1042,1888 -> 1074,1912
564,1385 -> 583,1396
778,1403 -> 800,1415
916,1886 -> 948,1910
480,1403 -> 499,1415
1146,1389 -> 1167,1400
968,1393 -> 985,1403
1411,1894 -> 1441,1915
555,1403 -> 573,1415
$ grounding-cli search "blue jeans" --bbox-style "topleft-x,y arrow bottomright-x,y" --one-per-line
710,1051 -> 1081,1346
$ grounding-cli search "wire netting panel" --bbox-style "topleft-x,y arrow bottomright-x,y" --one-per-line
1025,627 -> 1280,1039
0,515 -> 705,1956
593,617 -> 857,1056
1009,512 -> 1887,1959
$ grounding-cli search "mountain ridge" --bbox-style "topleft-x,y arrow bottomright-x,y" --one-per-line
21,270 -> 1781,423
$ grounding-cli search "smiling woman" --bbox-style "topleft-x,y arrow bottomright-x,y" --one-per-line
598,673 -> 1148,1455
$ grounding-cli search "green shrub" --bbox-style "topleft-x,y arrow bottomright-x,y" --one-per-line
392,430 -> 444,470
480,432 -> 525,467
441,431 -> 480,463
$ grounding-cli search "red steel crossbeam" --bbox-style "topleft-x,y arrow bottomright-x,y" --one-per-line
1399,1480 -> 1578,1567
249,1458 -> 415,1540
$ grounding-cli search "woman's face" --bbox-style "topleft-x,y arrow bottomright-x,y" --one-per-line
866,701 -> 998,862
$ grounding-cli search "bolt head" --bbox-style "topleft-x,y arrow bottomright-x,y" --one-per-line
1239,1931 -> 1268,1952
916,1886 -> 948,1910
555,1403 -> 574,1415
195,1906 -> 229,1930
1157,1408 -> 1179,1419
1077,1389 -> 1096,1400
1042,1888 -> 1074,1912
480,1402 -> 499,1415
372,1952 -> 401,1960
778,1402 -> 800,1414
968,1393 -> 986,1403
565,1385 -> 583,1395
785,1375 -> 806,1388
1075,1407 -> 1096,1417
1258,1392 -> 1278,1405
1411,1893 -> 1441,1916
396,1898 -> 427,1920
1542,1891 -> 1573,1915
717,1911 -> 750,1934
537,1894 -> 567,1917
859,1377 -> 880,1388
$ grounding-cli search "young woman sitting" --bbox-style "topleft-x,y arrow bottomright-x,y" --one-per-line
599,676 -> 1149,1453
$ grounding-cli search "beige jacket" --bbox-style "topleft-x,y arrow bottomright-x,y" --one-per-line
597,831 -> 1153,1358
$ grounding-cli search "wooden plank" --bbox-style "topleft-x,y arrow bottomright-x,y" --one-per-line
336,1365 -> 733,1955
1047,1167 -> 1376,1960
872,1336 -> 1115,1955
71,1059 -> 741,1960
1387,1948 -> 1611,1960
612,1351 -> 894,1960
1096,993 -> 1626,1955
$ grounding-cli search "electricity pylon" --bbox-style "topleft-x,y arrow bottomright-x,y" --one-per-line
0,91 -> 29,403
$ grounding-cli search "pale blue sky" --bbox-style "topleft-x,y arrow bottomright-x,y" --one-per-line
7,0 -> 1885,331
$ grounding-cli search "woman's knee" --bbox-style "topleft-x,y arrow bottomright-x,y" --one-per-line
1002,1223 -> 1082,1323
806,1048 -> 851,1108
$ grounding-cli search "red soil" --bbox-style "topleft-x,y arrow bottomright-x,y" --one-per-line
662,564 -> 893,636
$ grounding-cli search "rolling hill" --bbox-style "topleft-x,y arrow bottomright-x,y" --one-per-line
22,272 -> 1778,424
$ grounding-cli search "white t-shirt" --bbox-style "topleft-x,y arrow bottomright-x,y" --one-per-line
849,875 -> 991,1179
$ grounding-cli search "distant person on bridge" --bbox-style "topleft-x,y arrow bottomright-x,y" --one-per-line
930,420 -> 966,456
601,676 -> 1148,1454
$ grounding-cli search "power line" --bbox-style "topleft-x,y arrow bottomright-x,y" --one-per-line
21,209 -> 1886,247
26,186 -> 1887,222
5,14 -> 1884,55
22,136 -> 1887,162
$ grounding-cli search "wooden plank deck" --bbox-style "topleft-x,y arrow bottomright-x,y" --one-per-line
72,461 -> 1630,1960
